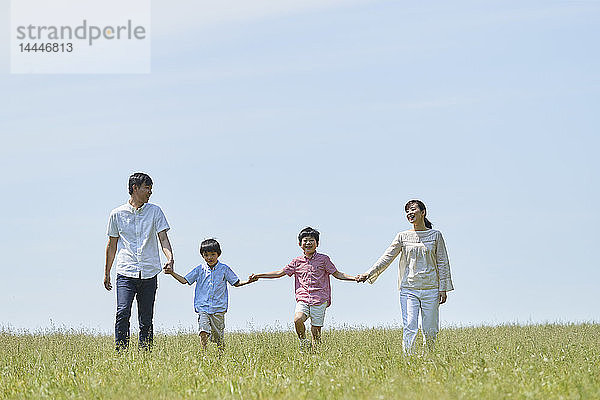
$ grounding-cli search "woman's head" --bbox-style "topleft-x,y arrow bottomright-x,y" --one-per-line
404,199 -> 432,229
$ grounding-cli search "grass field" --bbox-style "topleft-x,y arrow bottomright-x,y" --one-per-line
1,324 -> 599,399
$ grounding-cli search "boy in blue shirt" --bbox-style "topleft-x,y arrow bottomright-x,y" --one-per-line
164,238 -> 256,350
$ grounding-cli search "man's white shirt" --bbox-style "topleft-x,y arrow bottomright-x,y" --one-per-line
107,202 -> 170,279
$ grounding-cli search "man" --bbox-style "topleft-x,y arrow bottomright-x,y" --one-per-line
104,172 -> 174,350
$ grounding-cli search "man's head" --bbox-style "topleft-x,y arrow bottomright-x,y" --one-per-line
129,172 -> 153,195
298,227 -> 319,256
128,172 -> 153,205
200,238 -> 221,267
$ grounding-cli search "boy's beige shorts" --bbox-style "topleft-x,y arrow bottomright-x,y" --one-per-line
198,311 -> 225,343
295,301 -> 327,327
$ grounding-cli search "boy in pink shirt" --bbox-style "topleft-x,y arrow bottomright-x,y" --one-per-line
251,227 -> 358,347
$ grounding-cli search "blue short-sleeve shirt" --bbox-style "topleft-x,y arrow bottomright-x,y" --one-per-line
184,261 -> 240,314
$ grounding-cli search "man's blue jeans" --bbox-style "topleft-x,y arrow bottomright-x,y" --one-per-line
115,274 -> 157,350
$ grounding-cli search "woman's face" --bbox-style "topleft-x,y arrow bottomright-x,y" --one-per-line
405,203 -> 425,225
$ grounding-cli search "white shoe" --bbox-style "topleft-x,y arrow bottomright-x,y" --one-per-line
299,338 -> 312,351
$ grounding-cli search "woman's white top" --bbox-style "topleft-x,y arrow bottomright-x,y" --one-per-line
366,229 -> 454,291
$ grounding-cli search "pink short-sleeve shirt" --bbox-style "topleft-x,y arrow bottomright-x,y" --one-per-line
282,252 -> 338,306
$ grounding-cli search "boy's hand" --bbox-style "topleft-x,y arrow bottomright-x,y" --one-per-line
249,274 -> 259,283
163,265 -> 174,275
355,274 -> 368,283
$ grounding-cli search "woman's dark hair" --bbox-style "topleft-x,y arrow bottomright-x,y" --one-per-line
200,238 -> 222,256
298,227 -> 320,245
128,172 -> 153,195
405,199 -> 433,229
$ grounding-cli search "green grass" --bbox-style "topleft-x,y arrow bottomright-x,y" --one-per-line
1,324 -> 599,399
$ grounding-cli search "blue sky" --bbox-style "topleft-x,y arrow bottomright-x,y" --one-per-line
1,0 -> 599,333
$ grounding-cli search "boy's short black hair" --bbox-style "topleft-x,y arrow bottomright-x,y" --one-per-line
200,238 -> 222,256
128,172 -> 153,195
298,227 -> 320,245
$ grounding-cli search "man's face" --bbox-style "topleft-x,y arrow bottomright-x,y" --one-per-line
132,183 -> 152,204
299,236 -> 318,256
202,251 -> 220,267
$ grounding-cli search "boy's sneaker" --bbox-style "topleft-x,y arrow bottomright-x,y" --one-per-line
299,338 -> 312,351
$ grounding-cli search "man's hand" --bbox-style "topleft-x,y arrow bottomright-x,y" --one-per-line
248,274 -> 259,283
355,274 -> 368,283
163,261 -> 174,275
104,236 -> 118,291
439,291 -> 447,304
163,260 -> 174,275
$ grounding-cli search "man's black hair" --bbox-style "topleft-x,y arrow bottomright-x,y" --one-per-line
128,172 -> 153,195
200,238 -> 222,256
298,227 -> 320,245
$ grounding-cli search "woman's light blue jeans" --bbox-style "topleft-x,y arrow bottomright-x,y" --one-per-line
399,287 -> 439,354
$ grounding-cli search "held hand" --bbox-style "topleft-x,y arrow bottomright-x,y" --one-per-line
104,275 -> 112,291
355,274 -> 368,283
163,260 -> 174,274
439,291 -> 447,304
249,274 -> 258,282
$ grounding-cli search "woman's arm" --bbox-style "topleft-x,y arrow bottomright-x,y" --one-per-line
435,232 -> 454,292
360,232 -> 403,284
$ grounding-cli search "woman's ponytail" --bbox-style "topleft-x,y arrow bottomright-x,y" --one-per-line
424,217 -> 433,229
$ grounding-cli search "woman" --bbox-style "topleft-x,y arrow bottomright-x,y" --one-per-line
357,200 -> 454,353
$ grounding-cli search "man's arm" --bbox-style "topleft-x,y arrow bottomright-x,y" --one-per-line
250,269 -> 286,280
104,236 -> 118,290
157,230 -> 174,271
332,270 -> 357,281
